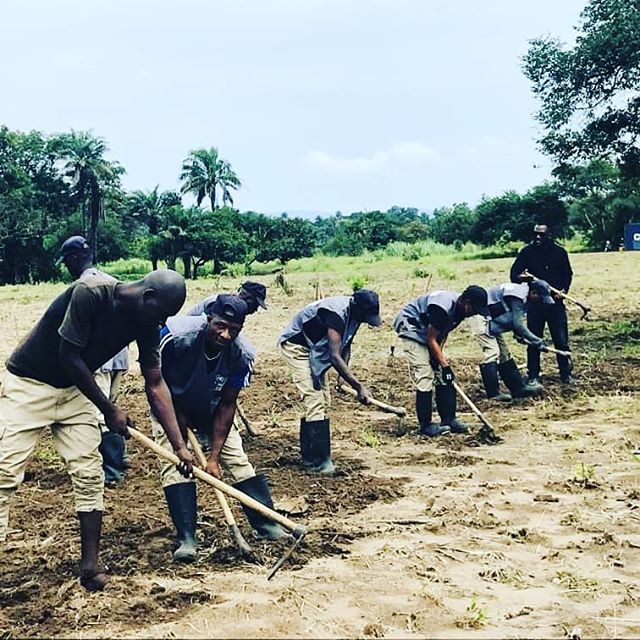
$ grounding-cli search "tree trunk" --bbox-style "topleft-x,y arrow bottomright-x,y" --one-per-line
212,255 -> 222,274
151,258 -> 158,271
88,182 -> 101,263
192,257 -> 206,280
181,255 -> 192,279
209,187 -> 217,211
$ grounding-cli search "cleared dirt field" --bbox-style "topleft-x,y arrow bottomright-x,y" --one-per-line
1,251 -> 639,638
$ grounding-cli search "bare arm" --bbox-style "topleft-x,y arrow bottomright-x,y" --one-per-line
206,385 -> 240,479
426,325 -> 447,367
142,365 -> 194,474
507,298 -> 546,348
327,328 -> 371,403
59,340 -> 128,434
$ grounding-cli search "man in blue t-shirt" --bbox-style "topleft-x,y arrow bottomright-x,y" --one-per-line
153,294 -> 284,563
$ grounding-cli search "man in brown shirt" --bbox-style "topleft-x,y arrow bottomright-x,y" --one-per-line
0,269 -> 194,591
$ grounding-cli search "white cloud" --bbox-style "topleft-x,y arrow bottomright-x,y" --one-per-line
302,149 -> 388,173
302,141 -> 438,174
389,141 -> 439,163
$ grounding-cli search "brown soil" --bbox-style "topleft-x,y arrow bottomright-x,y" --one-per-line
1,252 -> 640,638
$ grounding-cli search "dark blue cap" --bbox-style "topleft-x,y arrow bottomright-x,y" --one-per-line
56,235 -> 90,265
353,289 -> 382,327
240,281 -> 267,309
208,294 -> 248,324
528,281 -> 555,305
461,285 -> 489,315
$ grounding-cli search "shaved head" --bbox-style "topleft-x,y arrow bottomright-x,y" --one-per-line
140,270 -> 186,314
127,269 -> 187,325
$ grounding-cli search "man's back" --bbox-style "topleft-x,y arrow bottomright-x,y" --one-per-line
7,277 -> 156,388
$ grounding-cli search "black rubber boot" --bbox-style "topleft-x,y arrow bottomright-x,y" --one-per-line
435,384 -> 469,434
233,474 -> 287,540
99,431 -> 126,486
479,362 -> 512,402
416,390 -> 450,437
498,359 -> 542,398
163,483 -> 198,563
300,418 -> 335,474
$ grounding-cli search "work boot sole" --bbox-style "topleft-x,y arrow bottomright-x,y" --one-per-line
302,459 -> 336,475
173,543 -> 197,563
489,394 -> 512,403
418,425 -> 451,437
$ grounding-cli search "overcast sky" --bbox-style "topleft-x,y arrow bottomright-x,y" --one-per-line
0,0 -> 585,215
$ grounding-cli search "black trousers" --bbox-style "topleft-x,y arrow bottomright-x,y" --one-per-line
526,303 -> 572,379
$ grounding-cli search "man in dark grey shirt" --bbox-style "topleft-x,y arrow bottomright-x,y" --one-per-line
0,270 -> 194,592
57,235 -> 130,487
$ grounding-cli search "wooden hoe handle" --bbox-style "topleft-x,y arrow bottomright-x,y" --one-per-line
337,383 -> 407,416
452,381 -> 497,433
186,429 -> 252,555
128,427 -> 306,538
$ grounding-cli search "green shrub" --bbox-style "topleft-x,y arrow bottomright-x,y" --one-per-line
349,275 -> 368,291
437,266 -> 456,280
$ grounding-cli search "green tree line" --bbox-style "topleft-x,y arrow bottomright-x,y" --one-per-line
2,0 -> 639,285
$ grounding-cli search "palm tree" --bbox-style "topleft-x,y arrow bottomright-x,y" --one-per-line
50,131 -> 123,262
179,147 -> 241,211
128,187 -> 181,269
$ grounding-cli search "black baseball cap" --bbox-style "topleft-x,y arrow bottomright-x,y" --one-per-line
240,281 -> 267,309
528,281 -> 555,305
208,294 -> 248,325
353,289 -> 382,327
55,235 -> 90,265
461,285 -> 489,315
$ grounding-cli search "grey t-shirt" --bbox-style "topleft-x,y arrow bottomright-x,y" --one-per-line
7,278 -> 160,388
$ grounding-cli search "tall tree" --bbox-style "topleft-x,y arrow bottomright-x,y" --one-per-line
128,187 -> 181,269
179,147 -> 241,211
49,131 -> 123,262
523,0 -> 640,166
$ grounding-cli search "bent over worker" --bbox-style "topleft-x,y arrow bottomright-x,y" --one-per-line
278,289 -> 381,474
187,280 -> 267,317
394,286 -> 488,437
468,281 -> 552,401
0,270 -> 194,591
57,235 -> 130,486
153,294 -> 285,563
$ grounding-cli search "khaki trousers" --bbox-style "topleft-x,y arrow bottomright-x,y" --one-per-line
467,315 -> 512,364
0,372 -> 103,541
94,370 -> 125,433
151,414 -> 255,487
279,341 -> 331,421
400,338 -> 438,392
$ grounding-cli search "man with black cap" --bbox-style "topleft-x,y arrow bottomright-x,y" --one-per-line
394,286 -> 488,437
468,281 -> 553,401
0,269 -> 194,591
278,289 -> 380,474
187,281 -> 268,317
56,235 -> 130,487
510,223 -> 574,384
153,294 -> 285,563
